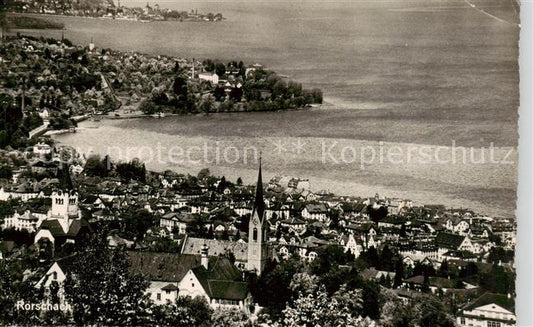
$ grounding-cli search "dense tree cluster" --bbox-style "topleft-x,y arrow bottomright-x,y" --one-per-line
0,229 -> 255,326
84,155 -> 146,182
64,231 -> 149,325
0,93 -> 43,149
1,35 -> 114,123
242,69 -> 323,111
140,60 -> 323,115
250,252 -> 458,327
115,159 -> 147,182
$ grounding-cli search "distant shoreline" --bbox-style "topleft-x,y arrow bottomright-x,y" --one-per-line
95,105 -> 319,121
5,14 -> 65,30
8,12 -> 221,24
8,7 -> 225,24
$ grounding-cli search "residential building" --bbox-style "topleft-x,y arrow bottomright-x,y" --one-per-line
198,72 -> 219,84
301,203 -> 328,222
456,293 -> 515,327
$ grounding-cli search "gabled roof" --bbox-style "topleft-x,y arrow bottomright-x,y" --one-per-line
181,237 -> 248,262
53,255 -> 79,274
346,222 -> 375,232
281,217 -> 305,225
193,256 -> 242,282
81,195 -> 100,205
304,203 -> 328,213
435,232 -> 465,248
340,234 -> 349,245
404,275 -> 425,284
66,219 -> 90,237
379,216 -> 406,225
39,219 -> 66,237
461,292 -> 515,313
429,276 -> 455,289
360,267 -> 379,280
206,280 -> 248,300
127,251 -> 200,282
192,257 -> 247,300
39,218 -> 90,239
38,255 -> 79,287
360,267 -> 395,281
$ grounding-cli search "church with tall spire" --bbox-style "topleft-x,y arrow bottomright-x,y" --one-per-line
180,158 -> 270,275
247,157 -> 268,275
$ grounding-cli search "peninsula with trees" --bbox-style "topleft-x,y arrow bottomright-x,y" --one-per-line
0,34 -> 323,140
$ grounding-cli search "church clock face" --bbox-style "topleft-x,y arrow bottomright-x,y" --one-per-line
252,217 -> 259,225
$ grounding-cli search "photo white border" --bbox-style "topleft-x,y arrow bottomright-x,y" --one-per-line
517,2 -> 533,326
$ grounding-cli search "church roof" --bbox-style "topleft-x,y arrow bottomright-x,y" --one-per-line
39,218 -> 90,238
39,219 -> 66,237
193,256 -> 242,282
181,237 -> 248,262
192,256 -> 248,300
205,280 -> 248,300
127,251 -> 200,282
66,219 -> 90,237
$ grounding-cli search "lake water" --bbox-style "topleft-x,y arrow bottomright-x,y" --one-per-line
18,0 -> 519,217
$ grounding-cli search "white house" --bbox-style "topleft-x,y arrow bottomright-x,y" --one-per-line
33,142 -> 52,156
0,185 -> 40,202
341,233 -> 361,258
435,232 -> 475,259
146,281 -> 179,305
198,72 -> 219,84
159,212 -> 190,235
301,203 -> 328,222
234,203 -> 252,217
456,293 -> 516,327
2,210 -> 42,232
34,258 -> 76,312
280,217 -> 306,234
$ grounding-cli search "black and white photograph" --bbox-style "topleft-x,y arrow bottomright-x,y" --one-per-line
0,0 -> 526,326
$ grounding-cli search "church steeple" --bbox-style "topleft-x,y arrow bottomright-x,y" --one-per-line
57,164 -> 73,191
50,163 -> 80,232
253,155 -> 265,221
248,156 -> 268,275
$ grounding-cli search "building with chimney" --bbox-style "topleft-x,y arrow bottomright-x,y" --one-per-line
127,250 -> 251,311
